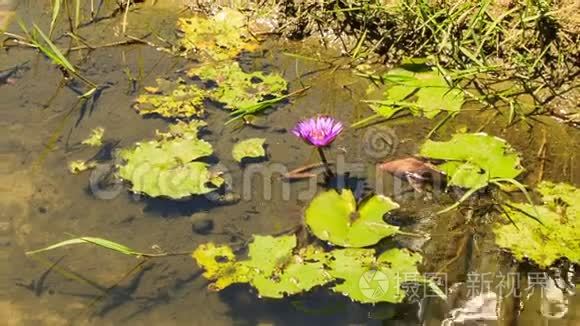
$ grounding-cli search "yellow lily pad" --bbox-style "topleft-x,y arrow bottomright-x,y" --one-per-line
232,138 -> 266,162
134,78 -> 206,119
81,127 -> 104,147
68,160 -> 96,174
176,9 -> 258,61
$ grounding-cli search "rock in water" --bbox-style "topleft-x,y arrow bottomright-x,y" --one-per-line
192,219 -> 214,235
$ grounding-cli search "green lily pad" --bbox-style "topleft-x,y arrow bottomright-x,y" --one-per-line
193,235 -> 432,303
242,236 -> 330,298
81,127 -> 104,147
419,133 -> 524,190
438,161 -> 489,189
232,138 -> 266,162
493,181 -> 580,268
305,189 -> 400,247
117,121 -> 223,199
176,10 -> 258,61
364,67 -> 464,120
192,235 -> 332,298
134,78 -> 206,118
187,62 -> 287,111
327,248 -> 424,303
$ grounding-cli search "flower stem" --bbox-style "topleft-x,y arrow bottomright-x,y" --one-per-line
317,147 -> 334,179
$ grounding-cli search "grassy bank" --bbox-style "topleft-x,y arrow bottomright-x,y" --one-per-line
195,0 -> 579,124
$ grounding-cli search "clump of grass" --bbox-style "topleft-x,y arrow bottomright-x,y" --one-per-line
11,19 -> 97,90
271,0 -> 579,122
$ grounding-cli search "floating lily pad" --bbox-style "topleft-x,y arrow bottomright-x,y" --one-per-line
327,248 -> 424,303
117,121 -> 223,199
193,235 -> 331,298
232,138 -> 266,162
134,78 -> 206,118
193,235 -> 432,303
245,236 -> 330,298
176,9 -> 258,61
305,189 -> 400,247
364,67 -> 464,121
493,181 -> 580,268
81,127 -> 104,147
156,120 -> 208,140
192,242 -> 252,290
419,133 -> 524,190
187,62 -> 287,111
68,160 -> 96,174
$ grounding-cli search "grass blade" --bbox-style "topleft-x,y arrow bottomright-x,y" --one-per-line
74,0 -> 81,29
32,23 -> 76,72
490,178 -> 542,224
437,186 -> 481,215
49,0 -> 62,37
26,237 -> 139,256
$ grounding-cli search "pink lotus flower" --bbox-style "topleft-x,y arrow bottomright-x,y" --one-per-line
291,116 -> 343,147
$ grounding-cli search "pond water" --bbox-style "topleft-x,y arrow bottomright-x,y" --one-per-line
1,1 -> 578,325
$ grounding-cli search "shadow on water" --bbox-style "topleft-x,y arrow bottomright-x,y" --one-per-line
74,85 -> 111,126
218,286 -> 374,326
139,195 -> 221,218
118,269 -> 204,321
217,285 -> 428,325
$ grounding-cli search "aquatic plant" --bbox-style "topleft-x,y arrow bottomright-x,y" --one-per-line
81,127 -> 104,147
418,132 -> 528,214
304,189 -> 401,247
68,160 -> 96,174
292,115 -> 343,178
232,138 -> 267,163
14,21 -> 97,90
293,116 -> 344,147
26,236 -> 189,258
187,62 -> 288,122
28,233 -> 440,303
353,66 -> 464,128
493,181 -> 580,268
420,133 -> 523,190
134,78 -> 206,119
117,120 -> 224,199
176,9 -> 257,61
193,234 -> 439,303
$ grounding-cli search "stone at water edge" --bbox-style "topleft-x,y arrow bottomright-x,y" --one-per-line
191,213 -> 214,235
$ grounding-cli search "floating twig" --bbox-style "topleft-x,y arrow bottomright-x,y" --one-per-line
282,162 -> 329,180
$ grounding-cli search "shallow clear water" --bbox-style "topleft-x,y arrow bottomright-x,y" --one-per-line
1,1 -> 578,325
